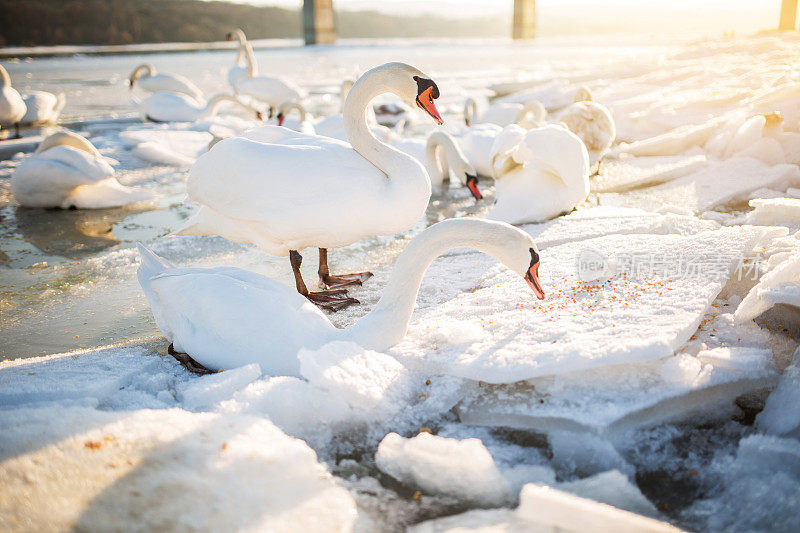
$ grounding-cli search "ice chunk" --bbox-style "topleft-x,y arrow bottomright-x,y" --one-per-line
758,346 -> 800,438
393,226 -> 769,384
0,345 -> 161,408
549,431 -> 633,478
593,155 -> 709,193
613,116 -> 727,157
744,197 -> 800,228
559,470 -> 659,518
411,483 -> 681,532
298,341 -> 414,416
375,432 -> 511,505
0,406 -> 357,531
736,252 -> 800,324
599,157 -> 800,214
177,363 -> 261,411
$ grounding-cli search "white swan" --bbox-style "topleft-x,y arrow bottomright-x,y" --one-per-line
138,92 -> 263,123
11,131 -> 155,209
459,123 -> 503,178
489,124 -> 590,224
464,96 -> 546,129
128,64 -> 203,101
21,91 -> 66,125
0,65 -> 27,138
232,40 -> 306,112
178,62 -> 445,311
226,29 -> 257,90
558,86 -> 616,166
275,102 -> 315,134
391,131 -> 481,199
315,79 -> 391,142
139,218 -> 545,375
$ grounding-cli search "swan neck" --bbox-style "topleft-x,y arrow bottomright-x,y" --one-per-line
464,97 -> 477,125
0,65 -> 9,86
203,94 -> 245,118
131,64 -> 153,82
425,133 -> 449,183
343,219 -> 514,350
279,102 -> 306,122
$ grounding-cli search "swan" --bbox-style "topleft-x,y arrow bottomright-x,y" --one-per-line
138,92 -> 263,123
21,91 -> 66,125
489,124 -> 590,224
464,96 -> 546,129
11,130 -> 155,209
139,217 -> 545,375
128,64 -> 203,101
315,79 -> 392,142
558,86 -> 616,166
178,62 -> 445,311
275,102 -> 315,134
459,123 -> 503,178
232,40 -> 306,113
0,64 -> 27,138
391,131 -> 481,199
226,29 -> 257,90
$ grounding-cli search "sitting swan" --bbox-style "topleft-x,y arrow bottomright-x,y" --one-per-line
11,131 -> 155,209
138,92 -> 263,123
226,29 -> 257,90
138,218 -> 545,375
489,124 -> 590,224
391,131 -> 481,199
178,62 -> 445,311
0,65 -> 26,138
21,91 -> 66,126
558,86 -> 616,166
464,96 -> 546,129
128,64 -> 203,101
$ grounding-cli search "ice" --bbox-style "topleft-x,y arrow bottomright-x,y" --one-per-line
0,406 -> 357,532
744,198 -> 800,229
392,226 -> 770,384
0,345 -> 163,408
411,483 -> 681,533
559,470 -> 659,518
758,346 -> 800,438
600,158 -> 800,214
298,341 -> 415,417
686,435 -> 800,532
548,432 -> 633,478
177,363 -> 261,411
593,155 -> 709,193
375,432 -> 511,505
736,252 -> 800,324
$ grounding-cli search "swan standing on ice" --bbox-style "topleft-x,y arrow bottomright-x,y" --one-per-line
464,96 -> 546,129
138,92 -> 263,123
559,86 -> 616,166
0,65 -> 26,138
21,91 -> 66,126
128,64 -> 203,101
178,62 -> 445,311
391,131 -> 482,199
489,124 -> 590,224
226,29 -> 257,90
139,218 -> 545,375
11,131 -> 155,209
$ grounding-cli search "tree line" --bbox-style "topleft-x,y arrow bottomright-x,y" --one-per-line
0,0 -> 507,47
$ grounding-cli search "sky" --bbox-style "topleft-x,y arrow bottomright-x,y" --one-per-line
226,0 -> 784,35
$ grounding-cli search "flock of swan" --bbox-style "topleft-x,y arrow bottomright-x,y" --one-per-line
0,30 -> 618,375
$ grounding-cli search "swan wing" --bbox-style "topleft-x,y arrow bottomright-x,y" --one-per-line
490,124 -> 527,177
148,268 -> 334,374
519,125 -> 590,188
21,91 -> 60,123
140,74 -> 203,100
139,92 -> 203,122
236,76 -> 305,105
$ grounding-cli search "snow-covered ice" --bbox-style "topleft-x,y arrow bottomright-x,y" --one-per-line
758,346 -> 800,438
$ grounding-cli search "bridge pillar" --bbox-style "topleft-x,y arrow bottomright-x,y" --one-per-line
513,0 -> 536,40
303,0 -> 336,45
780,0 -> 799,30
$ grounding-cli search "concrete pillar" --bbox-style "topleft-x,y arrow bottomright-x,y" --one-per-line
513,0 -> 536,40
780,0 -> 798,30
303,0 -> 336,45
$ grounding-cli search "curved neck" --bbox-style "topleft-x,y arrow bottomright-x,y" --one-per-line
426,131 -> 469,184
0,65 -> 10,87
131,64 -> 154,82
464,97 -> 477,126
202,94 -> 251,118
516,101 -> 545,125
35,132 -> 101,157
340,79 -> 355,113
342,219 -> 521,350
279,102 -> 306,122
243,43 -> 257,77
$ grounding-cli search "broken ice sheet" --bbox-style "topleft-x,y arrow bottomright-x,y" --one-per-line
744,197 -> 800,229
457,348 -> 776,434
0,406 -> 357,532
599,157 -> 800,214
735,251 -> 800,324
593,154 -> 709,193
391,226 -> 770,384
758,345 -> 800,438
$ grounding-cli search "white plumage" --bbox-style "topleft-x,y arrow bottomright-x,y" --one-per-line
21,91 -> 66,125
0,65 -> 27,135
128,64 -> 203,101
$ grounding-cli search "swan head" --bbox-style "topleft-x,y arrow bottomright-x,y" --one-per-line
128,64 -> 153,90
574,86 -> 593,103
226,29 -> 246,42
482,221 -> 545,300
372,63 -> 443,125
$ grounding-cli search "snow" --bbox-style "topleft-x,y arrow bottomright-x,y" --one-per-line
375,432 -> 511,506
559,470 -> 659,518
177,363 -> 261,411
392,226 -> 771,383
758,346 -> 800,438
736,251 -> 800,324
593,154 -> 709,193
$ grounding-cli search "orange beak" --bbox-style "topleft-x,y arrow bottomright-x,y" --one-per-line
416,87 -> 444,125
525,262 -> 545,300
277,114 -> 285,126
466,174 -> 482,201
